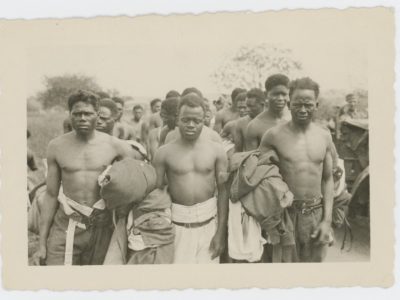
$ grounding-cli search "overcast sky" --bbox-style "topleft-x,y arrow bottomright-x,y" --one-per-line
26,11 -> 367,99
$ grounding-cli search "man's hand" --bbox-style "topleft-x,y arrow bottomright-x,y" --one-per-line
209,230 -> 226,259
32,246 -> 47,266
311,220 -> 333,245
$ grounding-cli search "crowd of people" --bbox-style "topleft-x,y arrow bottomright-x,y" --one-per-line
29,73 -> 361,266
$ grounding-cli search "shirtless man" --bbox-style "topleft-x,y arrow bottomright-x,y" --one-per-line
245,74 -> 291,150
141,98 -> 163,149
153,93 -> 229,263
213,87 -> 246,133
164,94 -> 222,145
234,88 -> 265,152
259,77 -> 334,262
147,97 -> 180,160
112,97 -> 134,140
32,90 -> 134,266
220,92 -> 248,143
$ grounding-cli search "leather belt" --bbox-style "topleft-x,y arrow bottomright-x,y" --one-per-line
172,216 -> 215,228
291,198 -> 323,215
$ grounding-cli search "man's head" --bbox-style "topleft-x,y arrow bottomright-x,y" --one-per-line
165,90 -> 181,99
177,93 -> 206,141
213,96 -> 225,111
265,74 -> 290,113
231,88 -> 246,109
160,97 -> 180,130
150,98 -> 162,114
345,93 -> 358,111
203,101 -> 212,127
181,87 -> 203,98
289,77 -> 320,126
132,104 -> 144,121
96,98 -> 118,135
68,90 -> 99,136
246,88 -> 265,118
235,91 -> 248,117
112,97 -> 125,121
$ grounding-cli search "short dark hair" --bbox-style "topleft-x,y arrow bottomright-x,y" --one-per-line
112,97 -> 125,107
246,88 -> 265,104
161,96 -> 180,116
165,90 -> 181,99
181,87 -> 203,98
178,93 -> 206,113
133,104 -> 143,111
150,98 -> 162,108
68,90 -> 99,112
346,93 -> 355,101
234,91 -> 247,103
231,88 -> 246,103
99,98 -> 118,118
265,74 -> 290,92
289,77 -> 320,99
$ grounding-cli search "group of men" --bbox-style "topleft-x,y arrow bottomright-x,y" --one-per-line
32,73 -> 339,265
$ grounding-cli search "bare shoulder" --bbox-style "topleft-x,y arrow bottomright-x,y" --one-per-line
48,132 -> 73,149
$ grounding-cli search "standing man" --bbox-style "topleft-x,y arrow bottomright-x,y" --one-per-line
32,90 -> 134,266
336,93 -> 366,140
141,98 -> 163,149
112,97 -> 134,140
245,74 -> 291,150
259,77 -> 334,262
234,88 -> 265,152
153,93 -> 229,263
213,87 -> 246,133
128,104 -> 145,143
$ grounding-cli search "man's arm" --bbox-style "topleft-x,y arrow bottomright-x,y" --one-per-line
152,146 -> 167,189
245,121 -> 260,151
321,135 -> 334,224
213,111 -> 224,133
33,141 -> 61,265
234,121 -> 244,152
312,134 -> 334,245
209,144 -> 229,258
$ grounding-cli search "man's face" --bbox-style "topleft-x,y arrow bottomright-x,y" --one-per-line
133,108 -> 143,121
204,110 -> 212,127
152,101 -> 162,113
236,100 -> 248,117
115,102 -> 124,120
178,105 -> 204,141
96,106 -> 115,135
347,97 -> 358,111
160,108 -> 177,130
70,101 -> 98,135
267,85 -> 289,113
214,100 -> 224,111
246,97 -> 264,119
289,89 -> 318,125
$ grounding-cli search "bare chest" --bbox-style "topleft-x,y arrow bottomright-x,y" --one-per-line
57,143 -> 116,173
167,148 -> 216,175
276,134 -> 326,164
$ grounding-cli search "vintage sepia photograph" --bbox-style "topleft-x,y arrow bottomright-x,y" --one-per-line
0,6 -> 395,290
26,17 -> 369,267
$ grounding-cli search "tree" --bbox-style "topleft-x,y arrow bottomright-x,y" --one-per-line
36,74 -> 102,109
211,44 -> 302,93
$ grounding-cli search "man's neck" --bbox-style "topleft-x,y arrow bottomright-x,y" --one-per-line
75,130 -> 96,142
267,108 -> 284,119
290,120 -> 312,132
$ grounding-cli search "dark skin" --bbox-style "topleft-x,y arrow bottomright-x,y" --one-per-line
235,97 -> 264,152
153,105 -> 229,259
220,100 -> 247,142
245,85 -> 289,150
213,100 -> 241,133
32,101 -> 134,265
259,88 -> 334,256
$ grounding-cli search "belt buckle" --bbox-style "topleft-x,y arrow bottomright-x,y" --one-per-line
301,207 -> 312,215
183,222 -> 192,229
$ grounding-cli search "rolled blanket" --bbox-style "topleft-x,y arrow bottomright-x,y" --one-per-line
100,158 -> 157,210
